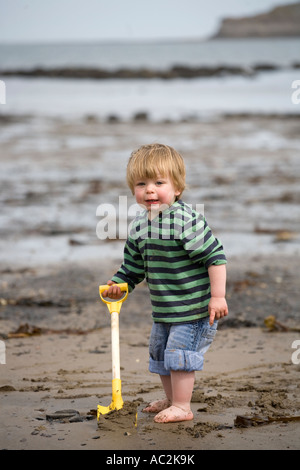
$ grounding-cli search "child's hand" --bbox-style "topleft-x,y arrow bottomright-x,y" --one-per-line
102,281 -> 123,299
208,297 -> 228,326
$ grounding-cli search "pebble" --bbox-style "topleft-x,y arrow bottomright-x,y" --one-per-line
46,409 -> 80,421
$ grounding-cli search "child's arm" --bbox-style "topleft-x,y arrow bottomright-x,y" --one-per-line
208,264 -> 228,325
102,234 -> 145,300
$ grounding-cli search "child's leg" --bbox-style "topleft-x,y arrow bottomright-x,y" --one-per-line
145,318 -> 217,421
144,322 -> 172,413
154,370 -> 194,423
142,374 -> 172,412
171,370 -> 195,410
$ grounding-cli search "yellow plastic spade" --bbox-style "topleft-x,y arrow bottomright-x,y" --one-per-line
97,283 -> 128,420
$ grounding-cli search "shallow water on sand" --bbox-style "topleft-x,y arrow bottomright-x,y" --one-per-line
1,115 -> 300,268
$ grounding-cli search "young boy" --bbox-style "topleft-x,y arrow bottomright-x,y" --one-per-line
102,143 -> 228,423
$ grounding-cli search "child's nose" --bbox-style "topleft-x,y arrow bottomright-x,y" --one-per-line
146,183 -> 155,193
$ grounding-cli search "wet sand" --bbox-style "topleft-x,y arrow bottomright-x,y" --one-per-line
0,115 -> 299,450
0,279 -> 299,450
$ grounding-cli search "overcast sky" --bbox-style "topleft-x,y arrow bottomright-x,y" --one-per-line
0,0 -> 298,43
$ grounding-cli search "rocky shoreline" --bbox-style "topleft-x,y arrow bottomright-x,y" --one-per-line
1,61 -> 299,80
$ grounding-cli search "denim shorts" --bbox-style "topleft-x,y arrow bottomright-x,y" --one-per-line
149,316 -> 218,375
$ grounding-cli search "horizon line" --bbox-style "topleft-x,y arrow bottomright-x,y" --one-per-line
0,35 -> 217,47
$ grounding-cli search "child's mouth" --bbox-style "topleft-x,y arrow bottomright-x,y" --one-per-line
146,199 -> 159,205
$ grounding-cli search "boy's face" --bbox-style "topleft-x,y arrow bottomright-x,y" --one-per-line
134,174 -> 180,213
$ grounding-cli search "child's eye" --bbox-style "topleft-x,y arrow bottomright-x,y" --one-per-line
156,181 -> 164,186
136,182 -> 145,186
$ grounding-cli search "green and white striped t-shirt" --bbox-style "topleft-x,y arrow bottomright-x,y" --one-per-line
111,200 -> 227,323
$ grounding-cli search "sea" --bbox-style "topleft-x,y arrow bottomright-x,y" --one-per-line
0,38 -> 300,120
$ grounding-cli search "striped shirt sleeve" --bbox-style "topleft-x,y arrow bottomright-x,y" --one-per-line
111,235 -> 145,291
180,214 -> 227,268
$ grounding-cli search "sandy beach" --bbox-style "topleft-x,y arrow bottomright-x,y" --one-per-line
0,115 -> 300,451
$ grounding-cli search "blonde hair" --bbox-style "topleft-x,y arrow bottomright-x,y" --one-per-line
127,143 -> 186,198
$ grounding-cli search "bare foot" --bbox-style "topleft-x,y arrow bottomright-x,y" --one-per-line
142,398 -> 171,413
154,405 -> 194,423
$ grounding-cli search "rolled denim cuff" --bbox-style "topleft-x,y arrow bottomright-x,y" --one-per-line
149,357 -> 170,376
164,348 -> 204,372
